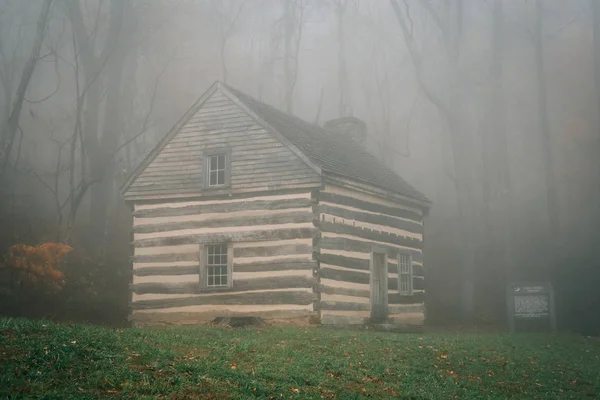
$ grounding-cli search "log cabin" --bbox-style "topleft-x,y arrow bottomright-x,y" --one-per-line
122,81 -> 431,326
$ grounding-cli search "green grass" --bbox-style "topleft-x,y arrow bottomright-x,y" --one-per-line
0,318 -> 599,399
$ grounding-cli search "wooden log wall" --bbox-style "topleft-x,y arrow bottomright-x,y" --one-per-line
130,191 -> 319,325
314,184 -> 426,325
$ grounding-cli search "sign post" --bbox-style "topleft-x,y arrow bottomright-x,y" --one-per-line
507,282 -> 556,333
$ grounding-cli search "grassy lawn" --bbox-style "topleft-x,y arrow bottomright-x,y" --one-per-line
0,318 -> 599,399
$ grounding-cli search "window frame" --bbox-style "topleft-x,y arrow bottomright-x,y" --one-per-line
199,242 -> 233,290
397,253 -> 413,296
203,147 -> 231,189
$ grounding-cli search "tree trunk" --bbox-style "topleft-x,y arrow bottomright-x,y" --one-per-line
89,0 -> 130,255
0,0 -> 53,177
284,0 -> 294,113
534,0 -> 559,239
480,0 -> 513,316
591,0 -> 600,252
337,0 -> 347,117
66,0 -> 127,251
390,0 -> 478,320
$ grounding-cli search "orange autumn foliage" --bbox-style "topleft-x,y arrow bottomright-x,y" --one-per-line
3,243 -> 73,293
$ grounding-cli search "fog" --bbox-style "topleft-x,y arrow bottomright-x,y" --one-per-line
0,0 -> 598,334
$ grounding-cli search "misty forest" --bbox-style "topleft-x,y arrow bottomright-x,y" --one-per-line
0,0 -> 599,336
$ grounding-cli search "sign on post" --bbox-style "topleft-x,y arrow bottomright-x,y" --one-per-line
507,282 -> 556,333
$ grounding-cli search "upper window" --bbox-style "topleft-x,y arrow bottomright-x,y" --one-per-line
398,253 -> 413,296
207,154 -> 226,187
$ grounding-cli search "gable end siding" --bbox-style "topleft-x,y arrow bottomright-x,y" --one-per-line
125,89 -> 321,200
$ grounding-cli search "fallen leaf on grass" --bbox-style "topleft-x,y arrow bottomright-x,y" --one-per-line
289,387 -> 299,393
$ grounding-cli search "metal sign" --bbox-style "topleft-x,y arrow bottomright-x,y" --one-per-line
507,282 -> 556,333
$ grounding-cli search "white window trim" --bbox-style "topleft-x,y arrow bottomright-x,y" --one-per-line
207,154 -> 226,187
398,253 -> 413,296
203,147 -> 231,189
199,242 -> 233,290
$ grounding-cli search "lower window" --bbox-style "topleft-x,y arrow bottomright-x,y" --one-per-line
204,243 -> 231,288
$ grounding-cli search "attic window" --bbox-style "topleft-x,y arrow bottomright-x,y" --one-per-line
208,155 -> 226,186
204,148 -> 230,188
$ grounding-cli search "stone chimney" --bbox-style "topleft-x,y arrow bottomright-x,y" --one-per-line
324,116 -> 367,147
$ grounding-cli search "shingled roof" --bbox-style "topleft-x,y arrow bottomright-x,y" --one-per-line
224,84 -> 430,205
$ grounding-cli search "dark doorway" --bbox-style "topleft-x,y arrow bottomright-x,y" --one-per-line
370,251 -> 388,322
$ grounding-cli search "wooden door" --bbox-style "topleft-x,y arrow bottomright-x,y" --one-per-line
370,252 -> 388,322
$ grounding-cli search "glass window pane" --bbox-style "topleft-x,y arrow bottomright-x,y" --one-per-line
206,244 -> 229,286
210,156 -> 218,170
205,244 -> 229,287
218,155 -> 225,169
209,171 -> 217,186
217,170 -> 225,185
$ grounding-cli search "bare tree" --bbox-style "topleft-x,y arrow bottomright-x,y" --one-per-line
0,0 -> 53,178
283,0 -> 306,113
480,0 -> 513,298
390,0 -> 480,319
65,0 -> 128,245
591,0 -> 600,258
534,0 -> 559,237
362,57 -> 415,166
336,0 -> 349,117
211,0 -> 245,84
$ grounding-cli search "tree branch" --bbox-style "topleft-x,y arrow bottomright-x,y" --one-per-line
0,0 -> 53,177
390,0 -> 450,118
112,53 -> 172,157
25,47 -> 60,104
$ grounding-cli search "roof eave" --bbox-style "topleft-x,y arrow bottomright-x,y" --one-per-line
218,83 -> 323,178
322,171 -> 432,212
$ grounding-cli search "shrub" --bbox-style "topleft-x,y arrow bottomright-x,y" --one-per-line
2,243 -> 72,295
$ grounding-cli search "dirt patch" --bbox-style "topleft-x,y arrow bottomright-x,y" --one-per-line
266,316 -> 313,325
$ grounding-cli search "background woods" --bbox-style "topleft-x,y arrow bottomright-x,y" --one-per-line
0,0 -> 598,333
